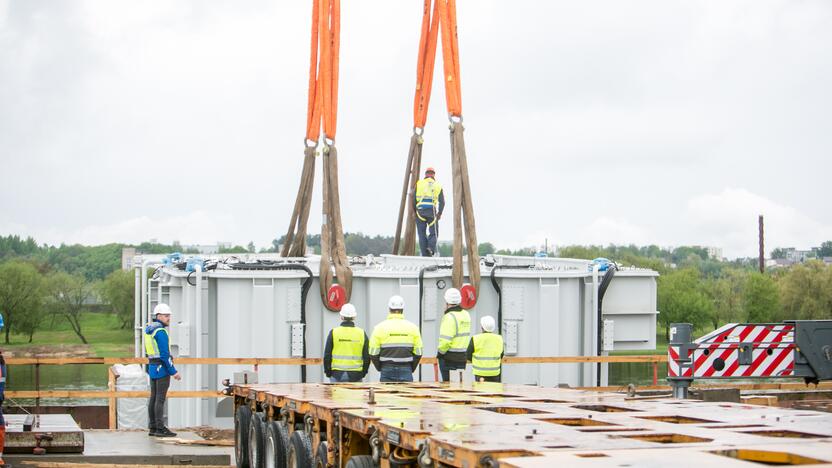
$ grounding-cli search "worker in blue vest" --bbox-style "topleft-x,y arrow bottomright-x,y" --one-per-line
323,303 -> 370,383
467,315 -> 505,382
145,303 -> 181,438
414,167 -> 445,257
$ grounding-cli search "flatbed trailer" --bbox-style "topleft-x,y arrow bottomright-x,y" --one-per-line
230,382 -> 832,468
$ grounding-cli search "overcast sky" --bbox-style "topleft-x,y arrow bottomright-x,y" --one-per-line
1,0 -> 830,259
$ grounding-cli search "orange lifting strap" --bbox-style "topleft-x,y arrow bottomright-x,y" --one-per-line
393,0 -> 480,296
284,0 -> 352,311
413,0 -> 462,125
305,0 -> 339,142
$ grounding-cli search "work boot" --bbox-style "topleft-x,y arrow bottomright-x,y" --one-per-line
148,427 -> 158,437
155,427 -> 177,438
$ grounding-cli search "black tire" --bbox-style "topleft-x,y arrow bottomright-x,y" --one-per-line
249,412 -> 267,468
235,405 -> 253,468
288,430 -> 313,468
345,455 -> 375,468
314,441 -> 329,468
266,421 -> 291,468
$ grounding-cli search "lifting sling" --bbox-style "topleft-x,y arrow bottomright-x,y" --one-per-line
392,0 -> 480,295
282,0 -> 352,311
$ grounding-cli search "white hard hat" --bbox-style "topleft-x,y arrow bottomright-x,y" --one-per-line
388,295 -> 405,310
480,315 -> 496,333
154,303 -> 172,316
340,303 -> 357,319
444,288 -> 462,305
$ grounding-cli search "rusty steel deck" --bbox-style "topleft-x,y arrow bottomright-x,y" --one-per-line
232,382 -> 832,467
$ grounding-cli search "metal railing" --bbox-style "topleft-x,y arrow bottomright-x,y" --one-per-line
5,355 -> 668,429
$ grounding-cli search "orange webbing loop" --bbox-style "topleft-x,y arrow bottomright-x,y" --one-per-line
305,0 -> 340,142
413,0 -> 441,128
438,0 -> 462,117
287,0 -> 351,309
394,0 -> 479,296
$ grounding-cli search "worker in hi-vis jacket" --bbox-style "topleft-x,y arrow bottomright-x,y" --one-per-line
323,303 -> 370,382
414,167 -> 445,257
144,303 -> 181,438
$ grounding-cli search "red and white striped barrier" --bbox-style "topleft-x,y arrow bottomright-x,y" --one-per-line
669,323 -> 795,379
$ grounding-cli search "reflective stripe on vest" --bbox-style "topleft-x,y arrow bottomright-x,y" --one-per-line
415,178 -> 442,210
472,332 -> 504,376
144,326 -> 167,359
448,310 -> 471,353
331,326 -> 365,371
369,314 -> 423,365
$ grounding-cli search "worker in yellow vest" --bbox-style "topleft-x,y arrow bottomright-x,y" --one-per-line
323,303 -> 370,382
414,167 -> 445,256
437,288 -> 471,382
369,296 -> 423,382
144,303 -> 181,438
467,315 -> 505,382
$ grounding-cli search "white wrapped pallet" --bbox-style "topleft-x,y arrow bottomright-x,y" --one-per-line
113,364 -> 149,430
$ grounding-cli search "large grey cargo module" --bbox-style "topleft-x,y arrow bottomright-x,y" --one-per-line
134,254 -> 658,428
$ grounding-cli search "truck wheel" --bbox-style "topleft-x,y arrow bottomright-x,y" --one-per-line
235,405 -> 253,468
345,455 -> 376,468
288,430 -> 313,468
314,441 -> 329,468
248,412 -> 267,468
265,421 -> 290,468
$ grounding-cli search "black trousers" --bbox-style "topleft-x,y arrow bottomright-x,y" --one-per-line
438,358 -> 466,382
148,375 -> 170,431
474,374 -> 501,383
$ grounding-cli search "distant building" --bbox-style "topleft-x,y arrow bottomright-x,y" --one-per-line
766,258 -> 795,269
122,247 -> 137,270
180,242 -> 233,255
781,248 -> 812,263
823,257 -> 832,266
705,247 -> 724,261
184,245 -> 219,254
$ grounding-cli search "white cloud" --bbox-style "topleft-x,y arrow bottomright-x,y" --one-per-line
501,188 -> 832,259
0,210 -> 261,248
1,1 -> 831,259
686,188 -> 832,258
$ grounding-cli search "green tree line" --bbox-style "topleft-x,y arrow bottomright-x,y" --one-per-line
2,234 -> 830,345
0,260 -> 134,344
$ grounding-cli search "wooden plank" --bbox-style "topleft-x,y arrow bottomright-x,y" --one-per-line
6,390 -> 222,399
573,382 -> 832,392
6,358 -> 109,365
503,355 -> 667,363
21,463 -> 235,468
741,395 -> 779,406
6,355 -> 668,366
158,438 -> 235,447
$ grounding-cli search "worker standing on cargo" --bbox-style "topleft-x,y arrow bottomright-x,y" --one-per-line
467,316 -> 504,382
437,288 -> 472,382
369,296 -> 423,382
323,303 -> 370,383
414,167 -> 445,256
145,303 -> 181,438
